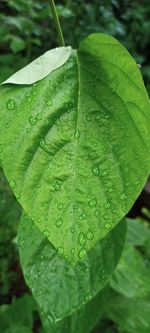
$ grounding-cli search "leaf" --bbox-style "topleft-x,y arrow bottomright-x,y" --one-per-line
5,327 -> 33,333
18,213 -> 126,321
2,46 -> 71,85
110,244 -> 150,298
0,33 -> 150,262
40,287 -> 108,333
106,291 -> 150,333
0,295 -> 36,332
126,217 -> 150,247
10,36 -> 26,54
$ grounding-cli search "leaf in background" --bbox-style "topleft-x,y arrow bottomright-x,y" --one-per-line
110,244 -> 150,298
106,291 -> 150,333
0,295 -> 36,332
126,217 -> 150,247
19,213 -> 126,321
0,33 -> 150,262
5,327 -> 33,333
10,36 -> 26,54
2,46 -> 71,84
40,287 -> 108,333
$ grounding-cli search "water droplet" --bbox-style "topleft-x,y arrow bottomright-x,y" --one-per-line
104,223 -> 112,230
40,138 -> 46,147
46,100 -> 52,106
105,202 -> 111,209
58,246 -> 64,255
89,199 -> 97,207
102,169 -> 110,177
71,248 -> 75,255
55,118 -> 61,126
43,229 -> 50,237
36,113 -> 42,121
120,192 -> 127,200
86,115 -> 92,122
25,92 -> 31,98
103,214 -> 110,220
85,293 -> 92,302
107,188 -> 114,193
86,229 -> 94,240
78,232 -> 86,246
75,130 -> 80,139
6,99 -> 16,110
52,181 -> 60,191
29,116 -> 36,125
79,212 -> 86,220
55,218 -> 63,228
10,180 -> 16,188
92,165 -> 99,176
78,247 -> 86,259
58,203 -> 63,210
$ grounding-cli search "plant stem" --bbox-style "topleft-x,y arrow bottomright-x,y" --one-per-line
48,0 -> 65,47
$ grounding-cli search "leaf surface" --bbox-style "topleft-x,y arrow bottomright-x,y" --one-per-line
40,287 -> 108,333
19,213 -> 126,320
2,46 -> 71,85
0,33 -> 150,262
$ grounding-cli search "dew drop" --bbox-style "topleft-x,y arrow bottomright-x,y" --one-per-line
78,247 -> 86,259
86,229 -> 94,240
104,222 -> 112,230
55,218 -> 63,228
36,113 -> 42,121
89,199 -> 97,207
78,232 -> 86,246
58,203 -> 63,210
43,229 -> 50,237
10,180 -> 16,188
105,202 -> 111,209
55,118 -> 61,126
79,212 -> 86,220
52,181 -> 60,191
46,100 -> 52,106
75,130 -> 80,139
6,99 -> 16,110
58,246 -> 64,255
103,214 -> 109,220
86,115 -> 92,122
120,192 -> 127,200
40,138 -> 46,147
92,165 -> 99,176
29,116 -> 36,125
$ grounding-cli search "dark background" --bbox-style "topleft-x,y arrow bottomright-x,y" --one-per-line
0,1 -> 150,332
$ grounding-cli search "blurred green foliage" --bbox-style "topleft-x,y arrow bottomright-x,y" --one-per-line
0,0 -> 150,90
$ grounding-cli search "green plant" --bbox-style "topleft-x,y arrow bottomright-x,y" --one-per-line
0,1 -> 150,332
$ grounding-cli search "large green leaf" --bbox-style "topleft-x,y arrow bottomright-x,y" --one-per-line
0,33 -> 150,262
106,291 -> 150,333
2,46 -> 71,85
40,287 -> 108,333
110,244 -> 150,298
18,213 -> 126,321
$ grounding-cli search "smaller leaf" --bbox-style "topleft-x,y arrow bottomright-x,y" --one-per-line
110,244 -> 150,298
19,214 -> 126,321
10,36 -> 26,54
127,217 -> 150,246
2,46 -> 71,85
106,291 -> 150,333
